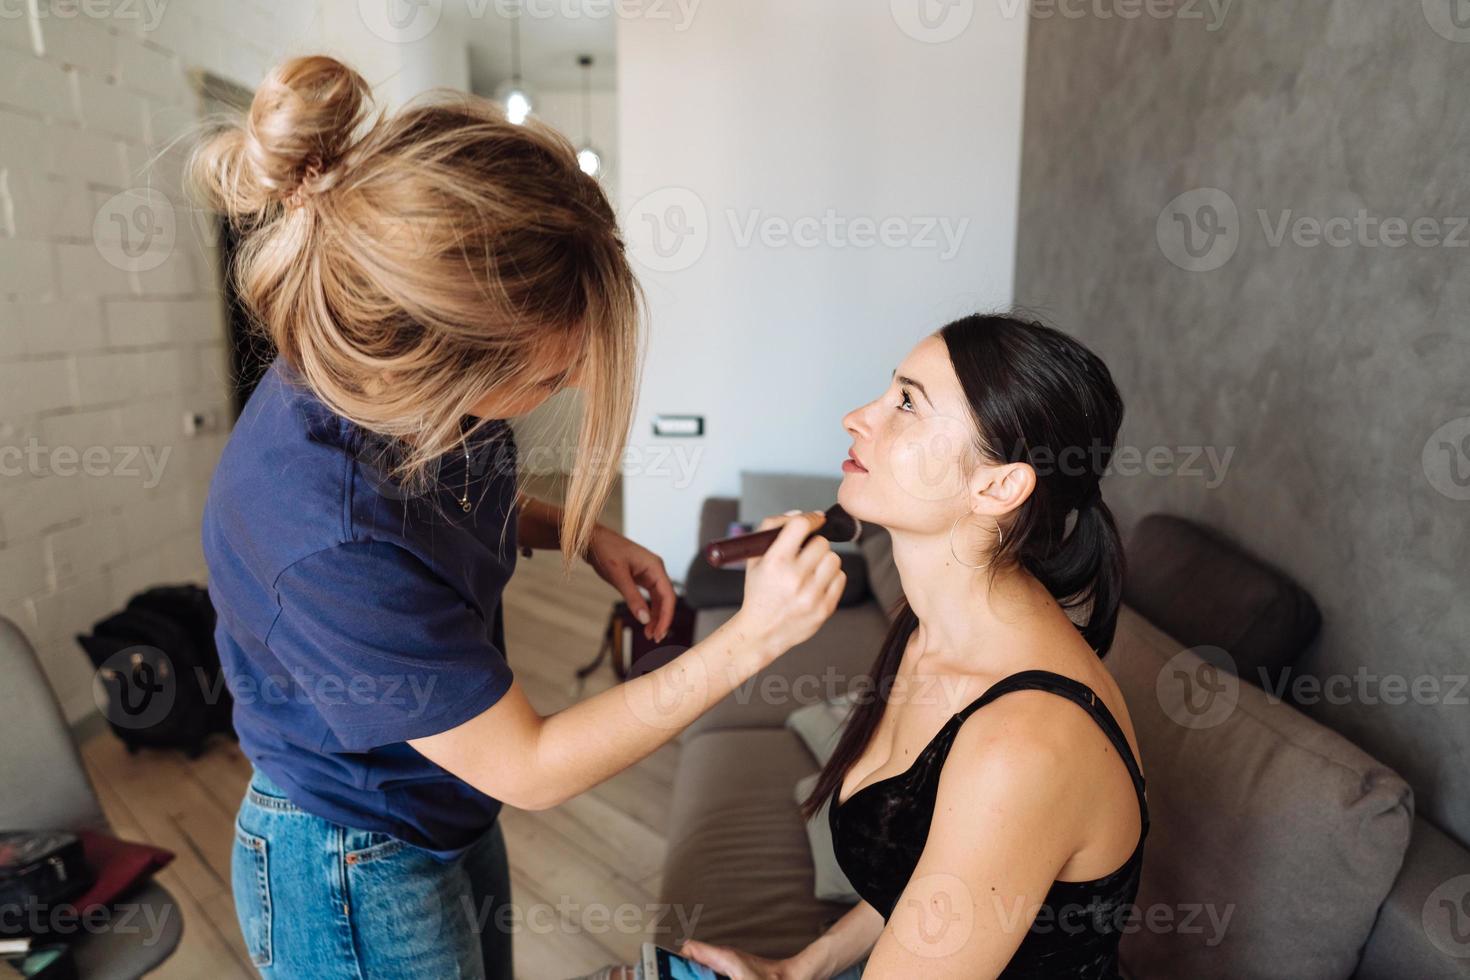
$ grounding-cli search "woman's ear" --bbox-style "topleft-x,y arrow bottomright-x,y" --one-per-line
971,461 -> 1036,518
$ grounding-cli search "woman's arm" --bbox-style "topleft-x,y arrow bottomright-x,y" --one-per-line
860,700 -> 1082,978
410,514 -> 846,811
680,901 -> 886,979
516,495 -> 566,550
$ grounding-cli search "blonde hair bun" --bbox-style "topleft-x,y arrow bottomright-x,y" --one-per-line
191,55 -> 376,220
186,53 -> 642,566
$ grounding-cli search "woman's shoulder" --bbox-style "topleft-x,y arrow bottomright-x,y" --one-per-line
942,663 -> 1135,787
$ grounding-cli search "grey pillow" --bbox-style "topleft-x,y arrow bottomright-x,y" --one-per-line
785,692 -> 856,766
1106,606 -> 1414,980
795,772 -> 860,905
739,471 -> 856,554
858,523 -> 904,620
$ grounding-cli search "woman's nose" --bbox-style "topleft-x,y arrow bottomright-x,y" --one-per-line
843,404 -> 869,438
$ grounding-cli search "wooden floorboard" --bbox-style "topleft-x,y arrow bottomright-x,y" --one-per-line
82,480 -> 674,978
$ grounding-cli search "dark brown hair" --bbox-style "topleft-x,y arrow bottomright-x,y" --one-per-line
800,313 -> 1126,818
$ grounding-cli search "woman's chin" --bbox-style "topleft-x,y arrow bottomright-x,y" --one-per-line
836,478 -> 882,527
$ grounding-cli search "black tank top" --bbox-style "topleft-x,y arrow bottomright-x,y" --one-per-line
828,669 -> 1148,978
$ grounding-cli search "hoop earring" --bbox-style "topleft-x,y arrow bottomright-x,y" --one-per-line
949,514 -> 1003,569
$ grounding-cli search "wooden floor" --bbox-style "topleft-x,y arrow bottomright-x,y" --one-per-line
82,480 -> 674,978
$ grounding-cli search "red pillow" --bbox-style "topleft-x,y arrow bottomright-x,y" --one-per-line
70,831 -> 174,911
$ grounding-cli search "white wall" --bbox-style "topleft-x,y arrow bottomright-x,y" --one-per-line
0,0 -> 467,722
617,1 -> 1030,574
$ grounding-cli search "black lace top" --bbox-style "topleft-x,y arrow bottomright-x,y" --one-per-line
828,669 -> 1149,978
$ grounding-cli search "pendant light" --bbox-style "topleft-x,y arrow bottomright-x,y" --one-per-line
575,54 -> 603,178
494,1 -> 533,125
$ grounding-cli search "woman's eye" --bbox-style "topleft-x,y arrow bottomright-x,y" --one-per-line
896,388 -> 915,413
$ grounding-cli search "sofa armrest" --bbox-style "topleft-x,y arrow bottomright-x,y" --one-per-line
1355,816 -> 1470,979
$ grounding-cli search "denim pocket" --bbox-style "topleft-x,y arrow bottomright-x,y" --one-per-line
344,831 -> 405,865
232,820 -> 273,968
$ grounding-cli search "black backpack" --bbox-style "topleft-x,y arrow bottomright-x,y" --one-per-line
75,584 -> 235,758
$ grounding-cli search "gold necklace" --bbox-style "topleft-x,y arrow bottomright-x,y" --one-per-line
459,439 -> 471,512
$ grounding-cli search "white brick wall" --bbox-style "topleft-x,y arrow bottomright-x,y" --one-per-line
0,1 -> 473,723
0,1 -> 299,722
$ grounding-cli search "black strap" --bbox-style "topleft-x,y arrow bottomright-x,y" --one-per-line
954,669 -> 1148,822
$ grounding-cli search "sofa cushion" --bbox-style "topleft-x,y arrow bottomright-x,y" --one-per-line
1123,514 -> 1322,683
660,728 -> 850,957
857,523 -> 905,620
682,602 -> 888,742
1106,606 -> 1413,979
785,693 -> 855,766
794,773 -> 860,904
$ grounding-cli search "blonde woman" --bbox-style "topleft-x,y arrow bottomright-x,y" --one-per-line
195,56 -> 846,979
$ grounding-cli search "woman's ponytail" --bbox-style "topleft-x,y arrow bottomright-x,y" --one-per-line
1023,491 -> 1126,656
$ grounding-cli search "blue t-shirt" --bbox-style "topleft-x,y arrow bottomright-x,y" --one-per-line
202,356 -> 520,858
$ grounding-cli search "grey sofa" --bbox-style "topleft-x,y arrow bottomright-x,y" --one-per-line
658,495 -> 1470,978
0,616 -> 183,979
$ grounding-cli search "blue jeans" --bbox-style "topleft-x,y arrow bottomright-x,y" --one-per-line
232,768 -> 513,979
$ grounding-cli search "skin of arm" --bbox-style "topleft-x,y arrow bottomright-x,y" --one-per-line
859,700 -> 1080,979
410,514 -> 846,811
515,495 -> 568,551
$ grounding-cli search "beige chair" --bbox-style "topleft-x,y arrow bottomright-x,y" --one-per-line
0,616 -> 183,978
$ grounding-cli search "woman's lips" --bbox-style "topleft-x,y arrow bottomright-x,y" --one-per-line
843,450 -> 868,474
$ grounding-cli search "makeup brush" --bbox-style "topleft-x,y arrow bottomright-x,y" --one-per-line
703,503 -> 861,568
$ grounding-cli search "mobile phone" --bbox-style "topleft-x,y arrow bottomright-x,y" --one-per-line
639,942 -> 732,980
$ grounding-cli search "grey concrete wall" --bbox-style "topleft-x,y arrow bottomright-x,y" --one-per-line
1015,1 -> 1470,845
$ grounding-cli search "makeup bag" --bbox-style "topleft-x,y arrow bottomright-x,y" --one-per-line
577,598 -> 698,682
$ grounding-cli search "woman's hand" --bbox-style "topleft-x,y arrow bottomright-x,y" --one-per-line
585,526 -> 677,641
732,512 -> 846,661
678,939 -> 813,980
